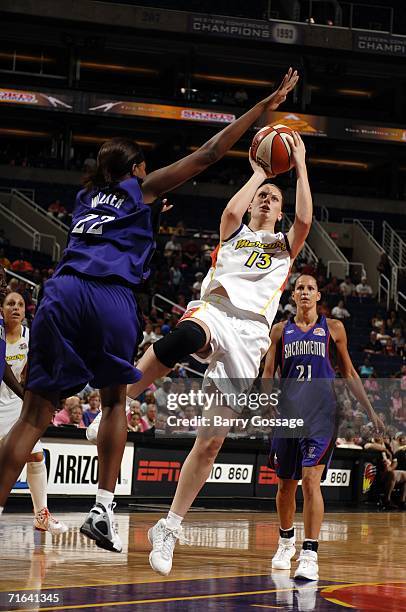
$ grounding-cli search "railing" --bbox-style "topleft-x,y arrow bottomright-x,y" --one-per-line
4,268 -> 39,290
9,189 -> 68,234
383,221 -> 406,268
395,291 -> 406,315
282,215 -> 319,265
378,273 -> 390,311
152,293 -> 186,314
343,217 -> 375,237
327,260 -> 366,281
313,219 -> 348,263
320,206 -> 329,222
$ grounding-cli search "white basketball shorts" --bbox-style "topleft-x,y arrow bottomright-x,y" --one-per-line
0,400 -> 43,454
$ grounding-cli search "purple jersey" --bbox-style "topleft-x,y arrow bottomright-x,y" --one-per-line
0,317 -> 5,384
279,315 -> 337,430
55,177 -> 154,286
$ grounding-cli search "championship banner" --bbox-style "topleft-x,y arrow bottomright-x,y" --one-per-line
188,14 -> 303,45
262,112 -> 406,145
353,32 -> 406,57
11,439 -> 134,496
87,96 -> 235,124
0,88 -> 73,110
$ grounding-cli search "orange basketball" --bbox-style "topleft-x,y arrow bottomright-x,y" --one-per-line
251,124 -> 294,176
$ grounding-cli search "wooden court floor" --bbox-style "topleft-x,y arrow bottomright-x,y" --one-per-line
0,510 -> 405,611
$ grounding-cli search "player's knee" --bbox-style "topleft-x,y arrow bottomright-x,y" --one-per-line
153,320 -> 207,368
278,479 -> 296,496
301,470 -> 322,495
195,436 -> 224,462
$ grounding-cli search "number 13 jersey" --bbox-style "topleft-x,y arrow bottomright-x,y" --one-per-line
200,224 -> 291,326
55,177 -> 155,286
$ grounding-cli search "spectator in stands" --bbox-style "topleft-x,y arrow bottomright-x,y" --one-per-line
10,253 -> 33,274
371,311 -> 385,330
164,235 -> 182,260
355,277 -> 373,299
363,331 -> 383,354
331,299 -> 350,321
83,152 -> 96,172
391,389 -> 403,416
171,294 -> 186,316
392,328 -> 405,355
359,357 -> 374,378
154,377 -> 172,412
127,406 -> 146,433
338,429 -> 363,449
394,396 -> 406,426
53,395 -> 81,426
68,404 -> 85,428
141,404 -> 157,431
0,248 -> 10,270
381,456 -> 406,509
169,259 -> 183,292
174,221 -> 185,236
376,323 -> 391,347
377,253 -> 391,280
82,391 -> 101,427
384,337 -> 397,357
192,272 -> 204,300
324,276 -> 340,295
140,322 -> 158,348
386,310 -> 402,334
160,219 -> 174,235
47,199 -> 65,219
318,300 -> 331,317
155,413 -> 168,432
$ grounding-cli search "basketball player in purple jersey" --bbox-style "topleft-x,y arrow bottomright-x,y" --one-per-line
0,69 -> 299,551
264,274 -> 383,580
0,266 -> 24,398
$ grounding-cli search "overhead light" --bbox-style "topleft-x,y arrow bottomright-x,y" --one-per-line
309,157 -> 369,169
0,127 -> 50,138
0,52 -> 54,63
336,88 -> 373,98
80,61 -> 158,76
73,134 -> 154,147
193,73 -> 274,87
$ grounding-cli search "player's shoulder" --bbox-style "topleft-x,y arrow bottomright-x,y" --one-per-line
270,320 -> 288,340
326,317 -> 345,336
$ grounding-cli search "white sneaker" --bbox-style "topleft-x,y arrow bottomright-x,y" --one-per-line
148,518 -> 183,575
294,549 -> 319,581
271,537 -> 296,569
34,508 -> 68,535
86,412 -> 101,445
80,502 -> 122,553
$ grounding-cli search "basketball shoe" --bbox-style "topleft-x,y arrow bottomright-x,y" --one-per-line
148,518 -> 183,575
34,508 -> 68,535
294,549 -> 319,581
271,536 -> 296,569
80,502 -> 122,553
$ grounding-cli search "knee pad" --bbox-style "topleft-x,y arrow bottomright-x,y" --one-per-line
153,320 -> 207,368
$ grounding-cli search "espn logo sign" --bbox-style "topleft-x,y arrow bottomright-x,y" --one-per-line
137,460 -> 181,482
258,465 -> 279,485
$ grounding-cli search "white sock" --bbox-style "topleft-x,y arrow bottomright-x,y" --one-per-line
96,489 -> 114,511
27,461 -> 47,514
166,510 -> 183,530
0,506 -> 3,516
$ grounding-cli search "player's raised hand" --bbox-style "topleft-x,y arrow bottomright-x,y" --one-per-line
249,147 -> 274,178
262,67 -> 299,112
287,131 -> 306,168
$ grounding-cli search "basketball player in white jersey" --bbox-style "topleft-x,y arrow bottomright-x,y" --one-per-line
0,292 -> 67,534
114,130 -> 311,573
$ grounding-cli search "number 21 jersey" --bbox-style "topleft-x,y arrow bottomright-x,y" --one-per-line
200,224 -> 291,326
55,177 -> 154,287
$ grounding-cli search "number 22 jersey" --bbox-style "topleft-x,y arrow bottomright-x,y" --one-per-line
55,177 -> 155,287
200,224 -> 291,326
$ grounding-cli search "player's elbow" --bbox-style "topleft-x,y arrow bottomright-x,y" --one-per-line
198,142 -> 220,166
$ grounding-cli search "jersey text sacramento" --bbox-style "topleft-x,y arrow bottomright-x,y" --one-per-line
284,340 -> 326,358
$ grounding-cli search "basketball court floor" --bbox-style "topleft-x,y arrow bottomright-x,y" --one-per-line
0,510 -> 404,611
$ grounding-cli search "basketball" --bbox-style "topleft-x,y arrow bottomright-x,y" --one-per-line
250,124 -> 294,176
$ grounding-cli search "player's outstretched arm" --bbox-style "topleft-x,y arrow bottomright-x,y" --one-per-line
142,68 -> 299,203
220,156 -> 269,241
286,132 -> 312,260
328,319 -> 385,432
3,363 -> 24,400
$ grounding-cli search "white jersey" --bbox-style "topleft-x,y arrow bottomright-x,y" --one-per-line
200,224 -> 291,326
0,325 -> 29,408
